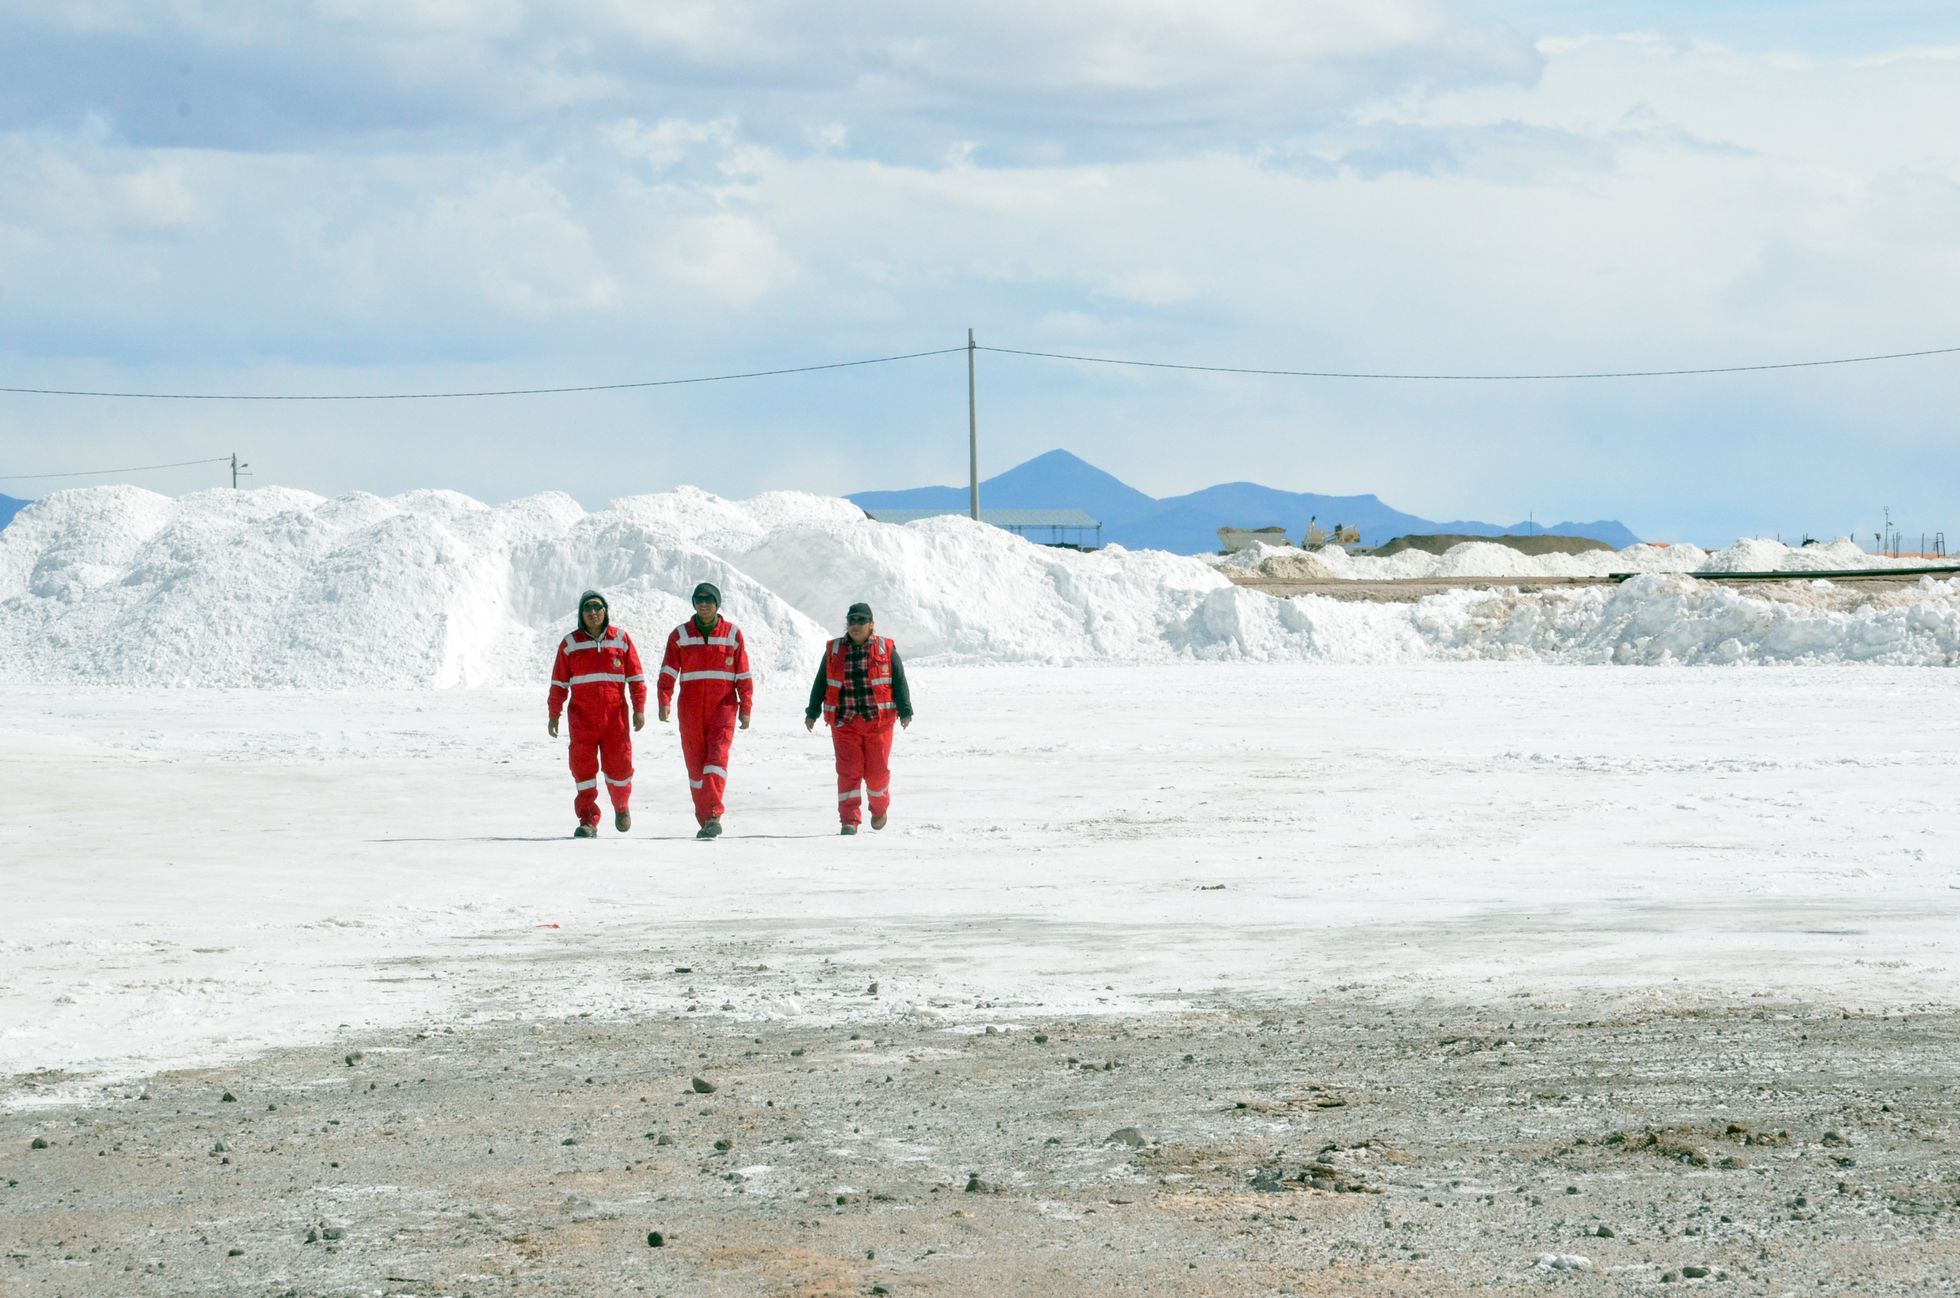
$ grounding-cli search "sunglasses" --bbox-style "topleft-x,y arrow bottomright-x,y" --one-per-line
846,615 -> 872,625
581,603 -> 605,612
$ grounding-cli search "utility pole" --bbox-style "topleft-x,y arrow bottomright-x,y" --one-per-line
231,452 -> 250,489
967,328 -> 980,521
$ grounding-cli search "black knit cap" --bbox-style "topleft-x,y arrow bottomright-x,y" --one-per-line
846,602 -> 873,622
691,582 -> 722,607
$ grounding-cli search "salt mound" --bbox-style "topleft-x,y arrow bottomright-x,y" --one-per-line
1166,574 -> 1960,666
1214,537 -> 1936,582
4,489 -> 1959,683
1213,543 -> 1336,580
1256,550 -> 1337,581
1695,537 -> 1875,574
0,487 -> 829,688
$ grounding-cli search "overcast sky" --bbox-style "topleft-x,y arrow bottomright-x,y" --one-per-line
3,1 -> 1958,546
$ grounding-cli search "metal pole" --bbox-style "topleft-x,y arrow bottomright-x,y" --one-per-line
231,452 -> 239,489
967,328 -> 979,521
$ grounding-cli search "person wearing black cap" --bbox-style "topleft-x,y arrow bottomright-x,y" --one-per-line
656,581 -> 753,838
805,602 -> 912,835
547,589 -> 647,838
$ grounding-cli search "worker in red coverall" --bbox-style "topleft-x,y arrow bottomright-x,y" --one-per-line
657,582 -> 752,839
547,589 -> 646,839
804,602 -> 913,835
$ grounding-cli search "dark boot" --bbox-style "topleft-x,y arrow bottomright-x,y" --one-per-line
697,819 -> 722,839
614,810 -> 632,832
839,824 -> 858,836
573,823 -> 597,839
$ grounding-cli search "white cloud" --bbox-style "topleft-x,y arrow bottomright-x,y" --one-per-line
654,213 -> 797,307
0,135 -> 204,236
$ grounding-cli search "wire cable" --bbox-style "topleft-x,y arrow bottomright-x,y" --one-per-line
0,347 -> 968,401
978,343 -> 1960,380
2,339 -> 1953,403
1,455 -> 234,482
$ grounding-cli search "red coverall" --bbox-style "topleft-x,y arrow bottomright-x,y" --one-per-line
657,617 -> 753,824
547,626 -> 647,826
819,636 -> 899,827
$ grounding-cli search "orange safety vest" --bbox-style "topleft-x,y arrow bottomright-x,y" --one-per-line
822,635 -> 895,723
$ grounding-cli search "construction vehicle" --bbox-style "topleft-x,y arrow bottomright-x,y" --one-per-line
1302,516 -> 1360,550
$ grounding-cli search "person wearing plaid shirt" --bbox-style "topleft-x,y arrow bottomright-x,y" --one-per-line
804,602 -> 913,834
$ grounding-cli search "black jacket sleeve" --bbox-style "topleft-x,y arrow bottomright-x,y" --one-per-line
805,658 -> 828,721
890,646 -> 913,720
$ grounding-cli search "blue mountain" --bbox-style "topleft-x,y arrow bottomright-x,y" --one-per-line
851,449 -> 1160,525
0,494 -> 28,529
850,450 -> 1638,552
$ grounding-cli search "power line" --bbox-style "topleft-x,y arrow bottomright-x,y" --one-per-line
977,343 -> 1960,380
0,455 -> 234,482
0,339 -> 1953,405
0,347 -> 966,401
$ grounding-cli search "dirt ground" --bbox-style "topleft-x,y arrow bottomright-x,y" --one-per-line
6,985 -> 1957,1298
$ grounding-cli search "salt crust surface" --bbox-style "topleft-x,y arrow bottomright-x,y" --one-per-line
4,486 -> 1960,686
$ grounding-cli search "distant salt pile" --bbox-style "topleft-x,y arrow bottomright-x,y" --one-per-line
2,487 -> 1959,684
1214,536 -> 1942,583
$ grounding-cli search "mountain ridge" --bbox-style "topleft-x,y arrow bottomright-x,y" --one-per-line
851,450 -> 1639,552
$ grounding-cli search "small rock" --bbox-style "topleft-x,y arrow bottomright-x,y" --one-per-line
1105,1127 -> 1149,1148
220,1091 -> 237,1103
867,981 -> 879,995
984,1025 -> 998,1035
1532,1254 -> 1593,1272
690,1076 -> 717,1094
1661,1271 -> 1680,1284
30,1137 -> 49,1150
1249,1167 -> 1286,1193
227,1247 -> 243,1257
646,1230 -> 664,1248
1594,1225 -> 1614,1238
321,1227 -> 343,1241
964,1174 -> 985,1193
304,1228 -> 318,1244
656,1134 -> 674,1146
713,1138 -> 731,1151
561,1138 -> 577,1146
344,1052 -> 363,1068
1682,1265 -> 1710,1279
210,1140 -> 229,1154
1032,1034 -> 1048,1045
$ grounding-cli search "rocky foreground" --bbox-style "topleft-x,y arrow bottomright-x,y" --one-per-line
5,989 -> 1957,1297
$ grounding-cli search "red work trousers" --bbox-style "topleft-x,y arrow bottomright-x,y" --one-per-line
831,715 -> 895,826
568,722 -> 633,826
678,697 -> 739,824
